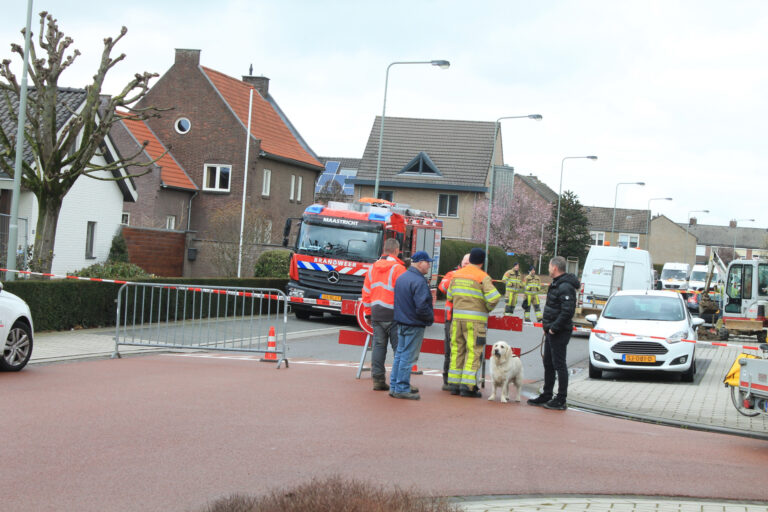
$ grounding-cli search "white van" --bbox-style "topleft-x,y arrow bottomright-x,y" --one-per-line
688,264 -> 718,291
578,246 -> 654,307
660,262 -> 690,290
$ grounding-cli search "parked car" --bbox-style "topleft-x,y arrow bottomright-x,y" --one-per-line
660,262 -> 690,290
585,290 -> 704,382
0,282 -> 34,371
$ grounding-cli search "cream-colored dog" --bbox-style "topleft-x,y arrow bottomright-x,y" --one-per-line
488,341 -> 523,403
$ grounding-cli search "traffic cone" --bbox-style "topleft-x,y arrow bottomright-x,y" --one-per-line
261,326 -> 278,363
410,364 -> 423,375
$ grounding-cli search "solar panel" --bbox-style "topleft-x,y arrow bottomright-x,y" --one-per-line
339,168 -> 358,177
324,161 -> 340,174
342,182 -> 355,195
315,174 -> 334,193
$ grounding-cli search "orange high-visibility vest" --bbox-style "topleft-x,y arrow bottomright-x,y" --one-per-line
439,269 -> 457,321
361,255 -> 406,321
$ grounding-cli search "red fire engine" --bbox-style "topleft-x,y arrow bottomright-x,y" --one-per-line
282,198 -> 443,319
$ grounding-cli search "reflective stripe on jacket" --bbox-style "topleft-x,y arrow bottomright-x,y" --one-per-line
361,255 -> 406,321
446,265 -> 501,322
502,269 -> 523,291
524,275 -> 541,294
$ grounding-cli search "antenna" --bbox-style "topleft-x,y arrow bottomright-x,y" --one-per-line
249,63 -> 253,75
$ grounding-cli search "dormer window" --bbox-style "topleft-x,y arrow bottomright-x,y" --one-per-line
398,151 -> 442,176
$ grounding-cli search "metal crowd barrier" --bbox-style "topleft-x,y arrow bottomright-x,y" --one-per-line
112,282 -> 288,368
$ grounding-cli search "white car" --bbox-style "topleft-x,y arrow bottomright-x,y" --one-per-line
0,282 -> 34,371
585,290 -> 704,382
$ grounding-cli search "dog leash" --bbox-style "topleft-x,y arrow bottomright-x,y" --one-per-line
517,333 -> 545,358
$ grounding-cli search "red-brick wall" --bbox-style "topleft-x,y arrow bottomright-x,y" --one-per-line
122,226 -> 185,277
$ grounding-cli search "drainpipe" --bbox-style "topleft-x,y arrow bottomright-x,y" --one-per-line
187,190 -> 198,231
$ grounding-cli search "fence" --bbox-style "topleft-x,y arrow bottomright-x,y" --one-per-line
113,282 -> 288,367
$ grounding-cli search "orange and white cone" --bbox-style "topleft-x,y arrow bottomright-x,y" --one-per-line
261,326 -> 278,363
410,364 -> 423,375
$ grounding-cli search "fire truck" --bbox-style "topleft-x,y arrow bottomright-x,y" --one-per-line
282,198 -> 443,319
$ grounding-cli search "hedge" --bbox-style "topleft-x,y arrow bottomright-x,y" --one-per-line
437,240 -> 510,296
3,277 -> 289,332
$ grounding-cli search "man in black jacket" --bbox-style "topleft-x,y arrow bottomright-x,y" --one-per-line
527,256 -> 580,410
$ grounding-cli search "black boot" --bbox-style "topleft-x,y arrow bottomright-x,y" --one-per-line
372,375 -> 390,391
460,385 -> 482,398
526,393 -> 552,406
441,374 -> 452,391
543,395 -> 567,410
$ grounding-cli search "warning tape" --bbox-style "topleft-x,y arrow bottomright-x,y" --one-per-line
531,321 -> 763,351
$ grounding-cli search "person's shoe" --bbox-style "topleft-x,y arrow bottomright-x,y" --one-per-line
448,384 -> 461,395
372,376 -> 390,391
543,395 -> 567,410
504,305 -> 514,314
441,383 -> 453,391
526,394 -> 553,406
460,385 -> 482,398
391,391 -> 420,400
410,385 -> 419,393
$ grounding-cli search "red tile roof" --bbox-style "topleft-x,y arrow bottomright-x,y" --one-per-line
120,115 -> 197,191
201,67 -> 322,169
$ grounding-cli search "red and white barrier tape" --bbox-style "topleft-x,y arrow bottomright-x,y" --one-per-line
531,321 -> 763,351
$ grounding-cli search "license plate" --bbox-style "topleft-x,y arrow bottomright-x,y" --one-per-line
321,294 -> 342,301
623,354 -> 656,363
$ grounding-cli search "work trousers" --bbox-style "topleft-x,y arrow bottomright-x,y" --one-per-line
371,320 -> 397,379
542,329 -> 571,398
443,319 -> 452,381
506,291 -> 522,312
448,319 -> 487,389
523,294 -> 541,321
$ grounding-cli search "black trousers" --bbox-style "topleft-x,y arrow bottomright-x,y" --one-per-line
442,319 -> 452,381
542,329 -> 571,398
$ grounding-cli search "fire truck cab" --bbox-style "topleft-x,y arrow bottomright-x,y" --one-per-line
283,199 -> 442,319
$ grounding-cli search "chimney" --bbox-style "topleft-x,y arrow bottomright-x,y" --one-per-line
729,219 -> 737,228
689,217 -> 697,226
175,49 -> 201,66
242,75 -> 270,97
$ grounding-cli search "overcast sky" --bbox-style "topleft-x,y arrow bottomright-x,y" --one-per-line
2,1 -> 767,230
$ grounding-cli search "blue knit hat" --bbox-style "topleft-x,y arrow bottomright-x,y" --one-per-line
469,248 -> 485,265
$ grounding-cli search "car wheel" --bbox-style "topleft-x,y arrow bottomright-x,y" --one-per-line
681,359 -> 696,383
293,308 -> 311,320
0,321 -> 33,372
588,360 -> 602,379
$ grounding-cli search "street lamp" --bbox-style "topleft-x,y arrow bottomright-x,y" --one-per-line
682,209 -> 709,262
483,114 -> 543,271
373,59 -> 450,198
554,156 -> 597,257
611,181 -> 645,245
646,197 -> 672,251
732,218 -> 755,260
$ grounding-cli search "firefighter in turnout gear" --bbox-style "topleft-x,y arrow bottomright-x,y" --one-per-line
438,253 -> 470,391
446,248 -> 501,398
502,262 -> 523,315
523,266 -> 542,322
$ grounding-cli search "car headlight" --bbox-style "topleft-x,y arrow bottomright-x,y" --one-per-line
594,331 -> 614,342
667,329 -> 688,343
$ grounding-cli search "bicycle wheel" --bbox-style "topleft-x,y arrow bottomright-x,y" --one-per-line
730,386 -> 761,417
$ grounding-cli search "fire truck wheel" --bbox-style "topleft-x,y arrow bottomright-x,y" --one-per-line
294,309 -> 311,320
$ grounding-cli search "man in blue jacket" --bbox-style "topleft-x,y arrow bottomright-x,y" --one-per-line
390,251 -> 435,400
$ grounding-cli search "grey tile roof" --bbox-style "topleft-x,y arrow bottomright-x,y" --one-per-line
516,174 -> 558,203
355,116 -> 496,191
319,157 -> 361,170
584,205 -> 649,234
0,88 -> 87,172
679,223 -> 768,249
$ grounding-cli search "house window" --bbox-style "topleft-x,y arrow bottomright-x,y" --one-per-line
259,219 -> 273,243
590,231 -> 605,246
121,212 -> 130,226
296,176 -> 303,202
85,221 -> 96,259
166,215 -> 176,230
262,169 -> 271,197
378,190 -> 394,202
204,164 -> 231,192
438,194 -> 458,217
289,175 -> 296,201
618,233 -> 639,248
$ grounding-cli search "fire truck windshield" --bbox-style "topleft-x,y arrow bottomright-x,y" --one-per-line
297,223 -> 382,262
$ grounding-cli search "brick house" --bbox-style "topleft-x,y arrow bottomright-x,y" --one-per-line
114,49 -> 324,277
584,206 -> 649,250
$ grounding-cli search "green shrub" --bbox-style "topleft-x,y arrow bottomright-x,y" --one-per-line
71,261 -> 152,279
108,230 -> 129,263
437,240 -> 508,296
254,250 -> 291,278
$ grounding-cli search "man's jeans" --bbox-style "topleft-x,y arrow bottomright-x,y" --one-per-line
389,324 -> 425,394
372,321 -> 398,379
542,329 -> 571,398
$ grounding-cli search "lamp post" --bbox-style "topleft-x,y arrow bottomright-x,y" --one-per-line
732,218 -> 755,260
683,209 -> 709,263
645,197 -> 672,252
373,59 -> 450,199
554,155 -> 597,257
483,114 -> 543,271
611,181 -> 645,246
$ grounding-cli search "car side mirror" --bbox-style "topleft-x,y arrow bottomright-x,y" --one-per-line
585,313 -> 598,326
691,317 -> 705,327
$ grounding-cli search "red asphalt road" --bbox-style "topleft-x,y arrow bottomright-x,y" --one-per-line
2,354 -> 767,512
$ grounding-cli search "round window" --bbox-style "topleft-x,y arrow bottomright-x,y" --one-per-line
175,117 -> 191,134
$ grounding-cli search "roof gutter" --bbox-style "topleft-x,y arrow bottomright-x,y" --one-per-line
259,150 -> 323,172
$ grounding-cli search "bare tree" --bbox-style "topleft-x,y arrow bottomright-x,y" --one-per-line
208,203 -> 274,277
0,12 -> 164,272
